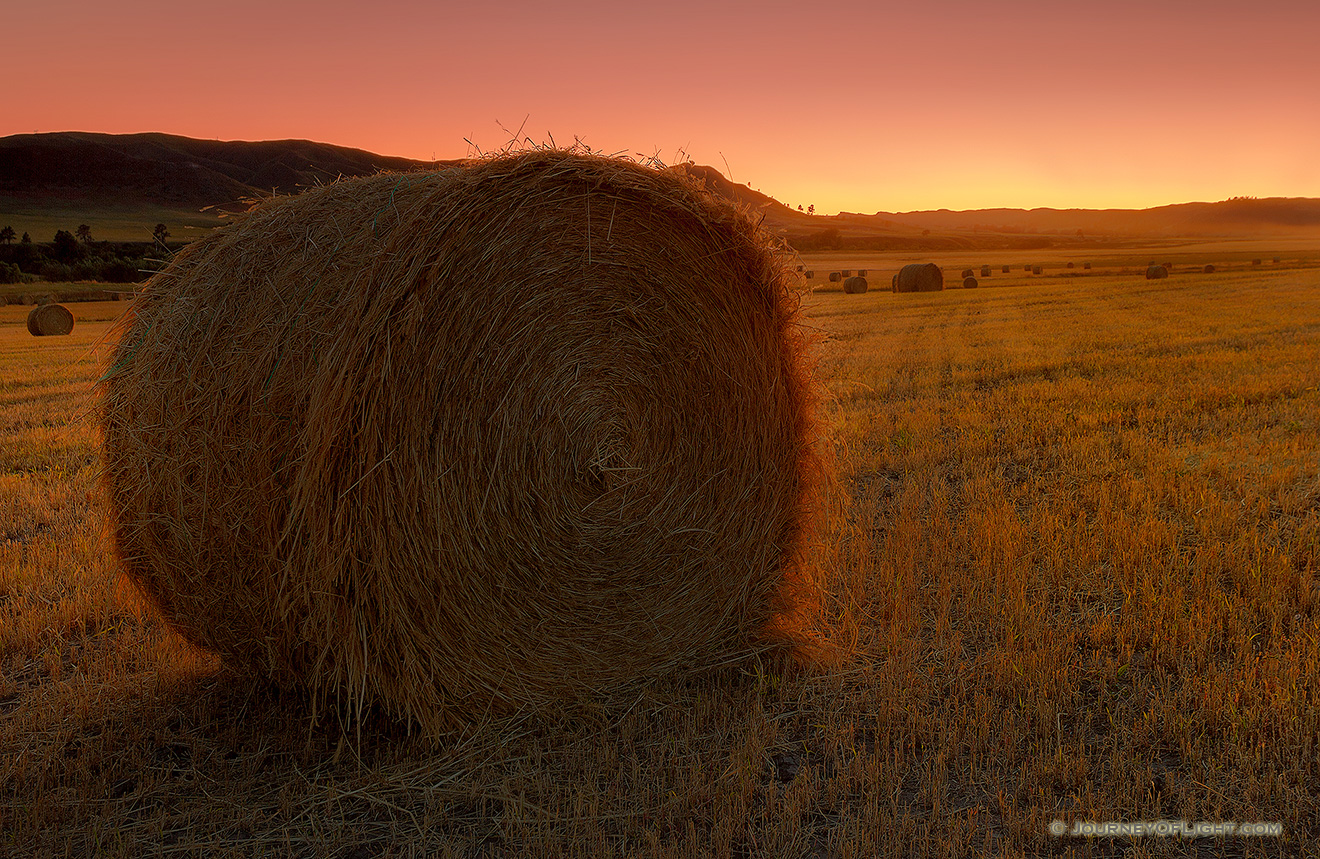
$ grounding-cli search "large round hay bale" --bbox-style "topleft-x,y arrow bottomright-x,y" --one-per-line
963,276 -> 978,289
980,265 -> 991,277
843,275 -> 868,294
1146,264 -> 1168,279
1203,264 -> 1216,273
828,272 -> 840,283
100,152 -> 824,733
805,271 -> 814,279
27,303 -> 75,336
894,262 -> 943,293
960,268 -> 974,279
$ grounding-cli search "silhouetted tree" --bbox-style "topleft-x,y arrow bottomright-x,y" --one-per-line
0,226 -> 14,244
52,229 -> 81,263
807,204 -> 814,216
76,224 -> 93,244
152,223 -> 170,246
797,205 -> 804,212
21,232 -> 31,243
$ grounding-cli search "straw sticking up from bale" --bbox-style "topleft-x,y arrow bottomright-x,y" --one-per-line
843,276 -> 868,294
27,303 -> 75,336
894,263 -> 943,293
99,151 -> 827,734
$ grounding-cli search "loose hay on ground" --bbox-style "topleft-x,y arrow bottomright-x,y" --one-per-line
99,150 -> 827,735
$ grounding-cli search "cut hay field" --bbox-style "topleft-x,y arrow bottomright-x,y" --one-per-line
2,266 -> 1318,857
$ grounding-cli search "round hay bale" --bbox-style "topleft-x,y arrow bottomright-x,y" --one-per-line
980,265 -> 991,277
1032,266 -> 1042,275
828,272 -> 840,283
843,275 -> 868,294
1203,264 -> 1216,273
1252,259 -> 1262,265
841,269 -> 852,277
19,293 -> 35,306
99,152 -> 825,733
27,303 -> 75,336
1024,265 -> 1032,272
1146,264 -> 1168,279
1083,262 -> 1091,270
891,274 -> 897,291
960,268 -> 974,279
805,271 -> 814,279
857,269 -> 868,276
1273,257 -> 1281,264
963,276 -> 978,289
1002,265 -> 1011,273
1066,262 -> 1075,268
894,262 -> 943,293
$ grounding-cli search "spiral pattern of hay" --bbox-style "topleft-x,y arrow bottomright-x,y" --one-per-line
100,151 -> 825,733
1146,264 -> 1169,279
895,263 -> 943,293
27,303 -> 74,336
843,276 -> 868,294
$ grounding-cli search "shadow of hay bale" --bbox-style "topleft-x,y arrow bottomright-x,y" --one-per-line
99,151 -> 828,734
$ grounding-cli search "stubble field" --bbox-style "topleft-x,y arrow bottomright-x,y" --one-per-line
1,259 -> 1317,857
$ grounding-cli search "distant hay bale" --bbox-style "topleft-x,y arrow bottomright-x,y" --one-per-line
19,293 -> 35,306
1066,262 -> 1075,268
1024,265 -> 1032,272
843,275 -> 868,294
1083,262 -> 1091,270
1252,259 -> 1262,266
805,271 -> 814,279
963,276 -> 978,289
857,269 -> 868,276
1032,266 -> 1042,275
841,270 -> 852,277
1002,265 -> 1011,273
894,262 -> 943,293
36,293 -> 55,306
27,303 -> 74,336
1162,262 -> 1173,270
1273,257 -> 1281,264
828,272 -> 840,282
796,265 -> 804,271
980,265 -> 991,277
960,268 -> 974,278
1203,264 -> 1216,273
1146,264 -> 1168,279
99,151 -> 826,734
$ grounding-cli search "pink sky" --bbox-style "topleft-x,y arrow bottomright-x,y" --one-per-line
7,0 -> 1319,214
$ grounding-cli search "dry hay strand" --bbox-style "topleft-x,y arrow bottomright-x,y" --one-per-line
99,150 -> 828,735
1204,264 -> 1216,273
979,265 -> 991,277
27,303 -> 74,336
1031,265 -> 1042,275
1146,264 -> 1169,279
828,272 -> 841,282
843,275 -> 868,294
960,268 -> 974,278
963,276 -> 978,289
895,262 -> 943,292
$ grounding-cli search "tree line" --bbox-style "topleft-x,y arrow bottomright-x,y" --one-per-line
0,224 -> 172,284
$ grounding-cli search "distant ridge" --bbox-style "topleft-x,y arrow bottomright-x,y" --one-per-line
2,132 -> 1318,243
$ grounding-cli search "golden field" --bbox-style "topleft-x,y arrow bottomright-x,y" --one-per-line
1,257 -> 1317,857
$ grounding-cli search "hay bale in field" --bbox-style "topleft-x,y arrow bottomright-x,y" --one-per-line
1032,266 -> 1042,275
894,262 -> 943,292
828,272 -> 840,282
960,268 -> 974,278
19,293 -> 35,306
1273,257 -> 1281,264
99,151 -> 826,734
1203,264 -> 1216,273
1083,262 -> 1091,270
1066,262 -> 1075,268
843,275 -> 868,294
1024,265 -> 1032,272
980,265 -> 991,277
1252,259 -> 1262,265
1002,265 -> 1011,273
891,274 -> 897,291
963,276 -> 978,289
841,269 -> 852,277
1146,264 -> 1168,279
857,269 -> 868,276
27,303 -> 74,336
805,271 -> 814,279
796,265 -> 804,271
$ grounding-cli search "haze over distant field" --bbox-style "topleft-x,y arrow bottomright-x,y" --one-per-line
7,0 -> 1319,214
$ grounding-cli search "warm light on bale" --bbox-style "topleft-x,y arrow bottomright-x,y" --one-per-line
963,276 -> 978,289
894,263 -> 943,292
843,275 -> 868,294
27,303 -> 74,336
100,151 -> 826,733
1146,264 -> 1168,279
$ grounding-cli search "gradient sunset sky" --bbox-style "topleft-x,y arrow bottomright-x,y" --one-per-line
8,0 -> 1318,214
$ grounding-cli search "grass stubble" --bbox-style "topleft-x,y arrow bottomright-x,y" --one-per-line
0,263 -> 1317,857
